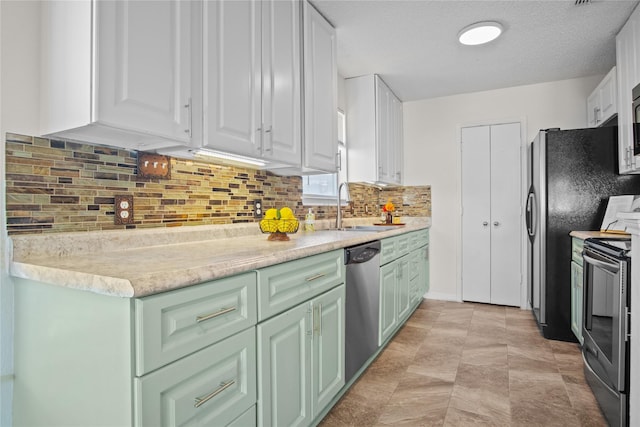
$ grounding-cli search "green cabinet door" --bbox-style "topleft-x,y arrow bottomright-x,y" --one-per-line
312,285 -> 345,416
257,284 -> 345,427
379,262 -> 398,345
258,302 -> 312,427
396,257 -> 411,322
571,260 -> 584,344
420,244 -> 430,296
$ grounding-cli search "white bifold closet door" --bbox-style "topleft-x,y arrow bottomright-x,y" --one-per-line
461,123 -> 521,306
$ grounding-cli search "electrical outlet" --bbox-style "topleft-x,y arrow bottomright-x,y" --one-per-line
254,199 -> 263,218
115,195 -> 134,225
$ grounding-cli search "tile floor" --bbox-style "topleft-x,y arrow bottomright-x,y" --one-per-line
321,299 -> 607,426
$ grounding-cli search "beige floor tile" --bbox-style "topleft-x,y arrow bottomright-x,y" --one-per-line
323,301 -> 606,426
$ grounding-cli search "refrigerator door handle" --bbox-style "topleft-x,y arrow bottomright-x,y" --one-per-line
526,192 -> 537,237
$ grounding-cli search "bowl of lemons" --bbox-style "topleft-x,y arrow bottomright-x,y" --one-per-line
259,207 -> 299,241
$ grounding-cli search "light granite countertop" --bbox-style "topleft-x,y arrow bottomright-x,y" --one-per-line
569,230 -> 631,240
10,217 -> 431,298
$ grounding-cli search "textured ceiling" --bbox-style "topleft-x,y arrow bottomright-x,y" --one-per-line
311,0 -> 640,101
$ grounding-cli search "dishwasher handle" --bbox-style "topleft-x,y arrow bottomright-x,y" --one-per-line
345,241 -> 381,264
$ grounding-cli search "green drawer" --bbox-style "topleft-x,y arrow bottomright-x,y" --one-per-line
134,272 -> 257,376
571,237 -> 584,265
408,228 -> 430,252
381,234 -> 411,265
134,327 -> 257,427
257,250 -> 344,321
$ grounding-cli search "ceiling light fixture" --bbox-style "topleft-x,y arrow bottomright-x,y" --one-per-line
458,21 -> 503,46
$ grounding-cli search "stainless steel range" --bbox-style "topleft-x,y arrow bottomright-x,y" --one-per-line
582,238 -> 631,427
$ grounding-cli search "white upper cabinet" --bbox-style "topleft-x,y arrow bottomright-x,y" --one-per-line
587,67 -> 617,128
346,75 -> 403,185
40,0 -> 194,151
200,0 -> 301,167
301,1 -> 338,174
616,3 -> 640,174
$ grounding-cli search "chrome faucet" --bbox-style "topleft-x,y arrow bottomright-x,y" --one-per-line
336,182 -> 350,229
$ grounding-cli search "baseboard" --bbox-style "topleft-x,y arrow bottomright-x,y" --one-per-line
423,291 -> 459,302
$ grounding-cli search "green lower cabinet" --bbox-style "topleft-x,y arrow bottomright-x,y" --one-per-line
134,327 -> 257,427
228,406 -> 256,426
379,262 -> 398,345
312,285 -> 346,415
420,244 -> 430,296
396,257 -> 411,322
570,260 -> 584,344
379,255 -> 411,345
258,285 -> 345,427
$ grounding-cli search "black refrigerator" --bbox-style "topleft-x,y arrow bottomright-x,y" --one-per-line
526,127 -> 640,342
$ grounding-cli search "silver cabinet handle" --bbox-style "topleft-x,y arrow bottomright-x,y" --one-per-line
313,303 -> 323,336
196,306 -> 236,323
194,380 -> 235,408
336,152 -> 342,171
482,221 -> 488,226
493,221 -> 500,226
184,99 -> 192,136
306,273 -> 326,282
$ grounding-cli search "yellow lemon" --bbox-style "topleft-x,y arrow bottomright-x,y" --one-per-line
264,208 -> 278,220
280,207 -> 295,219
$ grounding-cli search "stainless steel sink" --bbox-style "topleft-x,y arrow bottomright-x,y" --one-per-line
324,225 -> 401,232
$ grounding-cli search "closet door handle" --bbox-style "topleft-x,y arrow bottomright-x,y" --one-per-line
482,221 -> 488,226
493,221 -> 500,226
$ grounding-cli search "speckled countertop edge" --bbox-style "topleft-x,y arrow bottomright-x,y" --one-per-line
10,217 -> 431,298
569,230 -> 631,240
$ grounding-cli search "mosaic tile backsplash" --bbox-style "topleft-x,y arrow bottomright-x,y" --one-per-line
5,133 -> 431,235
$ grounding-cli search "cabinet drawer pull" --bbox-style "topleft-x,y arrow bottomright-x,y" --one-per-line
305,273 -> 326,282
194,380 -> 235,408
196,306 -> 236,323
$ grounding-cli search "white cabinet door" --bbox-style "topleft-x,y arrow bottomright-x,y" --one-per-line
461,123 -> 522,307
375,78 -> 391,183
375,76 -> 403,184
489,123 -> 523,306
262,0 -> 302,166
96,0 -> 192,142
346,74 -> 403,185
599,69 -> 617,123
616,5 -> 640,173
587,67 -> 617,128
391,96 -> 404,185
587,90 -> 600,128
202,0 -> 301,165
40,0 -> 194,150
303,1 -> 338,173
202,0 -> 262,158
461,126 -> 492,304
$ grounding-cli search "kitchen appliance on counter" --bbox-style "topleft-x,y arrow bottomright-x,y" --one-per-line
344,240 -> 381,382
582,237 -> 631,427
526,127 -> 640,341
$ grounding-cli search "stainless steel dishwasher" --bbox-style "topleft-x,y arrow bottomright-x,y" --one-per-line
344,240 -> 381,382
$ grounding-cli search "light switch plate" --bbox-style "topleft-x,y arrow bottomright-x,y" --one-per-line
137,153 -> 171,179
114,195 -> 134,225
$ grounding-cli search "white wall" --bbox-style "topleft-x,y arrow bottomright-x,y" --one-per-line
403,75 -> 603,301
1,1 -> 41,425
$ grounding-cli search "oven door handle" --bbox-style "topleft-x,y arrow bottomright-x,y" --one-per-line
583,254 -> 619,274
